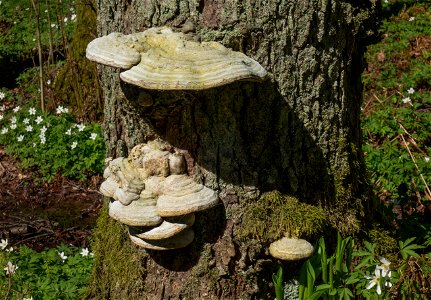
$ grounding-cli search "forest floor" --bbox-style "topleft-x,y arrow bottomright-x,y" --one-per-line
0,146 -> 103,251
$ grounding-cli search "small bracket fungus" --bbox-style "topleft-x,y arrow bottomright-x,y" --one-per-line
100,140 -> 219,250
269,237 -> 314,261
86,27 -> 267,90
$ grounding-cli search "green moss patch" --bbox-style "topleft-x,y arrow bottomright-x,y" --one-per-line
236,191 -> 327,242
84,200 -> 147,299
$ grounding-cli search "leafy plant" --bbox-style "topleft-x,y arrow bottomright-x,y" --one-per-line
0,102 -> 105,182
298,234 -> 355,300
272,266 -> 284,300
0,240 -> 94,300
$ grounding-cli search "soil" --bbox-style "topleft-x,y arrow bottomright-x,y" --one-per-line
0,146 -> 103,251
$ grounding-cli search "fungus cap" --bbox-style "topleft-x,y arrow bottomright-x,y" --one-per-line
156,174 -> 218,217
86,27 -> 267,90
269,237 -> 314,260
129,213 -> 195,240
109,200 -> 162,227
99,177 -> 119,198
86,32 -> 143,69
129,227 -> 195,250
113,187 -> 140,206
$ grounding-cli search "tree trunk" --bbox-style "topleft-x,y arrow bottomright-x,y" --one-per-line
86,0 -> 380,299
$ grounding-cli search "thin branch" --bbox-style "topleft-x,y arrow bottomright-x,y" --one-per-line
399,131 -> 431,200
29,0 -> 45,112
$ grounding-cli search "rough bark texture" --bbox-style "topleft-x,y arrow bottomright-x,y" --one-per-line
86,0 -> 379,299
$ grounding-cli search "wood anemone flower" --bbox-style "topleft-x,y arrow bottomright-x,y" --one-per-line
86,27 -> 267,90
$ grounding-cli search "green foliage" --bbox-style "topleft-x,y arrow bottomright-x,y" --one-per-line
0,242 -> 93,300
399,237 -> 424,259
272,266 -> 284,300
0,0 -> 76,61
362,2 -> 431,200
0,102 -> 105,182
298,234 -> 355,300
237,191 -> 327,242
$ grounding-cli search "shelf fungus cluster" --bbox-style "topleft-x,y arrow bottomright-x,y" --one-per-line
100,140 -> 218,250
86,26 -> 267,90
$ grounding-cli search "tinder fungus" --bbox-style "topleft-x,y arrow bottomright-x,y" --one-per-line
100,140 -> 218,250
269,237 -> 314,261
86,27 -> 267,90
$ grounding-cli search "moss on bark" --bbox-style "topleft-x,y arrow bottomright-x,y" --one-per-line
237,191 -> 327,242
53,0 -> 102,122
85,200 -> 147,299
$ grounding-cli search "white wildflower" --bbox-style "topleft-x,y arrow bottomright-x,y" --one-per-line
1,128 -> 8,134
71,14 -> 76,21
378,257 -> 392,278
40,126 -> 47,134
13,106 -> 20,113
29,107 -> 36,115
64,17 -> 68,23
77,123 -> 85,131
17,135 -> 24,142
409,17 -> 415,22
47,79 -> 51,85
56,106 -> 64,114
425,157 -> 430,163
35,116 -> 43,124
402,97 -> 411,104
23,118 -> 30,124
0,239 -> 7,250
58,251 -> 68,261
10,116 -> 16,123
25,125 -> 33,132
80,248 -> 89,257
65,128 -> 72,135
10,123 -> 17,130
90,133 -> 97,140
0,91 -> 5,100
51,23 -> 56,28
0,114 -> 3,120
407,87 -> 415,94
365,268 -> 384,295
71,141 -> 78,149
4,261 -> 18,275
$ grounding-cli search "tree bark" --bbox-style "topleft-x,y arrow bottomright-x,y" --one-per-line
86,0 -> 380,299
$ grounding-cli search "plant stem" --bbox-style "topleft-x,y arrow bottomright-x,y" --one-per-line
399,130 -> 431,200
30,0 -> 45,112
45,0 -> 55,65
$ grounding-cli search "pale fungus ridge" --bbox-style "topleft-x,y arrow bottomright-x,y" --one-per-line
100,140 -> 219,250
269,237 -> 314,261
86,27 -> 267,90
129,228 -> 195,251
128,214 -> 195,240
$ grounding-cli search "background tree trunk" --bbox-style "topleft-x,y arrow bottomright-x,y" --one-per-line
86,0 -> 380,299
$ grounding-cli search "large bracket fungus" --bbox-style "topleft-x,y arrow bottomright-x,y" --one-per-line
86,27 -> 267,90
100,140 -> 219,250
89,27 -> 269,249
